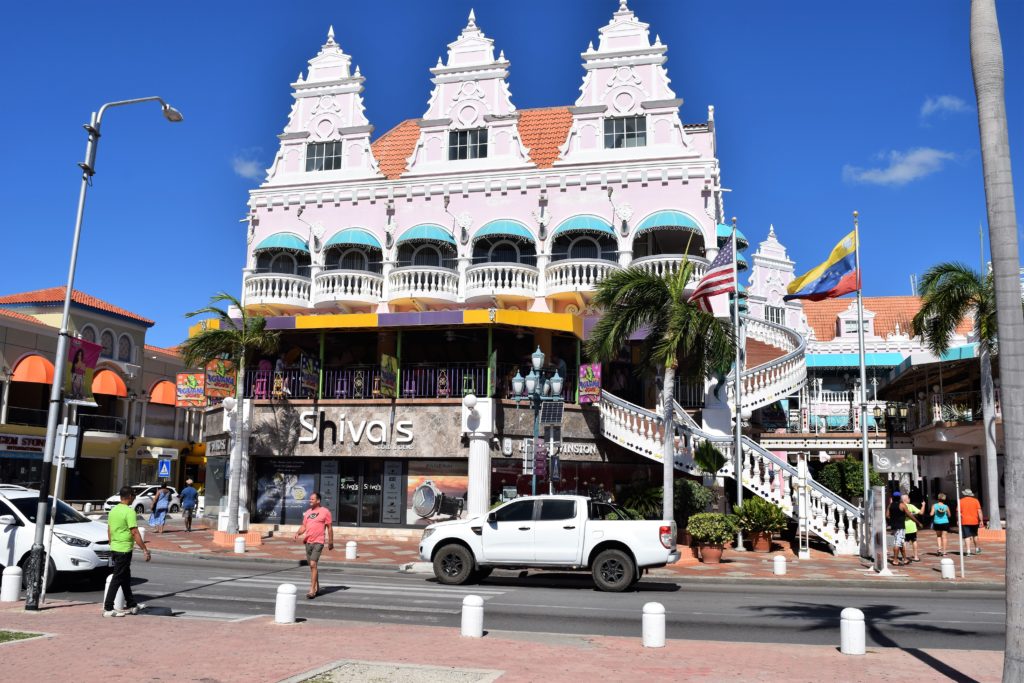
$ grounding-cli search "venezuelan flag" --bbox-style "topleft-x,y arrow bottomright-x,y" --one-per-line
784,230 -> 859,301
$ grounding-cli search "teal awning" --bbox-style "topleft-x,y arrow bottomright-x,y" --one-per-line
397,224 -> 456,246
474,220 -> 535,242
324,228 -> 382,250
941,343 -> 979,361
552,215 -> 615,238
806,352 -> 905,368
635,210 -> 701,235
254,233 -> 309,253
737,252 -> 749,270
717,223 -> 748,248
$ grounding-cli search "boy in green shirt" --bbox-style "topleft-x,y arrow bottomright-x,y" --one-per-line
104,486 -> 151,617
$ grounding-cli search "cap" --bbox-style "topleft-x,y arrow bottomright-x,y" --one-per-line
962,488 -> 974,497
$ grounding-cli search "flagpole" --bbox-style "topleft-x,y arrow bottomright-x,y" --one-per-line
732,217 -> 744,551
854,210 -> 870,558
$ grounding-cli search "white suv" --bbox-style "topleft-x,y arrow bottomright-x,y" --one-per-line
0,488 -> 112,589
103,484 -> 180,514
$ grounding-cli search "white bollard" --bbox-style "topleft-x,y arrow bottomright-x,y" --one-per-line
84,503 -> 93,514
1,567 -> 22,602
840,607 -> 866,655
940,558 -> 955,580
773,555 -> 787,576
234,536 -> 246,554
104,573 -> 126,611
461,595 -> 484,638
642,602 -> 666,648
275,583 -> 297,624
345,540 -> 357,560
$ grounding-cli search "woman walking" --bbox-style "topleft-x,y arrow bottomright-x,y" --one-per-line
931,493 -> 952,556
887,491 -> 908,566
149,483 -> 172,534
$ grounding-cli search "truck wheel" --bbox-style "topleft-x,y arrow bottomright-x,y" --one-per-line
433,544 -> 474,585
592,549 -> 635,592
470,566 -> 494,584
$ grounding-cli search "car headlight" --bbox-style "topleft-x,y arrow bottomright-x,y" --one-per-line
421,528 -> 435,541
54,532 -> 91,547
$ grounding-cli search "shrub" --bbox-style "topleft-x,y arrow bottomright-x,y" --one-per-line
817,458 -> 885,501
733,496 -> 788,533
675,478 -> 713,523
686,512 -> 739,545
621,486 -> 664,520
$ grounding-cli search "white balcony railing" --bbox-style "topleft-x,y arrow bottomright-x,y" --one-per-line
387,266 -> 460,303
631,254 -> 709,285
313,269 -> 384,307
544,259 -> 621,298
464,262 -> 539,301
244,272 -> 311,309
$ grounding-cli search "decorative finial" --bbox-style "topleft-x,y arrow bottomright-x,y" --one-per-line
354,64 -> 361,77
768,223 -> 775,237
297,71 -> 304,82
853,210 -> 859,221
619,0 -> 629,11
467,8 -> 476,27
327,25 -> 335,42
499,49 -> 505,61
654,34 -> 662,46
731,216 -> 737,227
436,56 -> 443,68
587,40 -> 594,52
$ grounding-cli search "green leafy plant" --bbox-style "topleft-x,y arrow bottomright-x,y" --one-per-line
817,458 -> 885,501
733,496 -> 788,533
621,485 -> 664,520
675,478 -> 713,523
686,512 -> 739,545
607,508 -> 642,521
693,441 -> 727,475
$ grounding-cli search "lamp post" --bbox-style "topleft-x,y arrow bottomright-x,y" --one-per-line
511,347 -> 564,495
23,97 -> 183,611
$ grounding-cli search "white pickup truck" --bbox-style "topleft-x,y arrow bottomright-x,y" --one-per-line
418,495 -> 679,592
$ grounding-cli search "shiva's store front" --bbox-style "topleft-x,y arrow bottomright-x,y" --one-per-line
246,400 -> 662,531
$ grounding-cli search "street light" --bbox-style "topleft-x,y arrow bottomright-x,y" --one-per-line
24,97 -> 182,612
512,347 -> 564,495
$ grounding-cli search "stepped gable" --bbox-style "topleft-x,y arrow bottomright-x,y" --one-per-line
0,286 -> 154,326
802,295 -> 972,342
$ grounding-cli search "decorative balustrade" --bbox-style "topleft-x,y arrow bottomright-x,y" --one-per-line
313,269 -> 383,307
244,272 -> 311,309
631,255 -> 709,285
387,266 -> 459,302
728,316 -> 807,414
544,259 -> 621,296
464,262 -> 539,301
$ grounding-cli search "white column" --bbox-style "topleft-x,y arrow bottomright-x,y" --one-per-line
139,401 -> 149,437
457,256 -> 472,302
535,253 -> 550,298
463,397 -> 494,517
0,379 -> 9,424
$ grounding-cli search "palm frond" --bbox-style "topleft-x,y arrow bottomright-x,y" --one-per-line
913,262 -> 984,355
585,268 -> 670,362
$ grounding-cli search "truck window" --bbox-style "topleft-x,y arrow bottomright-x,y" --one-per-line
493,500 -> 534,522
539,500 -> 576,521
589,502 -> 614,520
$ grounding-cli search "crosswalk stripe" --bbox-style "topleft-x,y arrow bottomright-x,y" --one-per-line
196,576 -> 507,596
183,592 -> 459,614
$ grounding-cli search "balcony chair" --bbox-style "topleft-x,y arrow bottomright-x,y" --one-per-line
462,374 -> 475,397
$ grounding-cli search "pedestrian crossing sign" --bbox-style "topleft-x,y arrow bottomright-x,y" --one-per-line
157,458 -> 171,479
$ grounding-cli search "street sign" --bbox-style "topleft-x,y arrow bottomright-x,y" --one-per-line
550,455 -> 560,482
157,458 -> 172,479
522,439 -> 534,475
535,438 -> 548,478
872,449 -> 914,474
59,424 -> 79,468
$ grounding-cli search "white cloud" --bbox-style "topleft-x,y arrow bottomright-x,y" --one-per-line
921,95 -> 969,118
232,150 -> 265,180
842,148 -> 956,186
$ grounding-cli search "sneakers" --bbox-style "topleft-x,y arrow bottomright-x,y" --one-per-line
126,604 -> 147,615
102,610 -> 126,618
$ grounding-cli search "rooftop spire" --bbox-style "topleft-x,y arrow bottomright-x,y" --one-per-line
326,25 -> 335,45
467,8 -> 477,29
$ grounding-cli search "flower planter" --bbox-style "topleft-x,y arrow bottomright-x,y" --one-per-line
750,531 -> 772,553
699,544 -> 724,564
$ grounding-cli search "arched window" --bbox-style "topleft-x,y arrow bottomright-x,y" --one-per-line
412,245 -> 442,267
338,249 -> 368,271
269,252 -> 297,274
80,325 -> 96,344
256,250 -> 310,275
117,334 -> 132,362
100,330 -> 114,358
488,241 -> 520,263
568,237 -> 600,260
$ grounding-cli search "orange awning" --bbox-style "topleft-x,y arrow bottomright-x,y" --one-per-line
92,369 -> 128,397
11,354 -> 54,384
149,380 -> 176,406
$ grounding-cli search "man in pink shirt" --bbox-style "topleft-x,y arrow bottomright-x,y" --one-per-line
294,492 -> 334,599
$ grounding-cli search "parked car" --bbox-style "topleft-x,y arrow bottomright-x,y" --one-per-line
419,495 -> 680,592
103,485 -> 180,514
0,488 -> 112,589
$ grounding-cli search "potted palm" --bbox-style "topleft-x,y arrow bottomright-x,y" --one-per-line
686,512 -> 738,564
675,478 -> 713,546
733,497 -> 788,552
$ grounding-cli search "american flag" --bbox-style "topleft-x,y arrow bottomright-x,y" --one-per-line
687,236 -> 736,312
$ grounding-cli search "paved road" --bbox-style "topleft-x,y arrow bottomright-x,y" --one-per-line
46,555 -> 1005,651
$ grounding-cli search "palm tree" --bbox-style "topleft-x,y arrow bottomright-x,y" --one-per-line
971,2 -> 1024,679
179,292 -> 279,534
912,263 -> 1000,529
585,262 -> 735,521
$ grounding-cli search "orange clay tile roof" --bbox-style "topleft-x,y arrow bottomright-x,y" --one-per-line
0,287 -> 155,326
145,344 -> 180,356
370,107 -> 574,180
0,308 -> 52,327
803,296 -> 973,342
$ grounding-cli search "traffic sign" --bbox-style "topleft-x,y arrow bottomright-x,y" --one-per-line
535,438 -> 548,478
157,458 -> 172,479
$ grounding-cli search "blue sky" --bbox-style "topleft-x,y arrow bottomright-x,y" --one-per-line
0,0 -> 1020,347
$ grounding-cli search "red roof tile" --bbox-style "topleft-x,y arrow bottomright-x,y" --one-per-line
0,287 -> 155,326
145,344 -> 180,357
371,119 -> 421,180
0,308 -> 52,327
803,296 -> 973,342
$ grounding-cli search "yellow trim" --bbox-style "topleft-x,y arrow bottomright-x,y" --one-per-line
295,313 -> 378,329
787,230 -> 857,295
188,319 -> 221,338
462,309 -> 583,337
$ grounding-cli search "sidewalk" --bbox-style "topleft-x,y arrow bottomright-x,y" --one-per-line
141,519 -> 1006,588
0,600 -> 1003,682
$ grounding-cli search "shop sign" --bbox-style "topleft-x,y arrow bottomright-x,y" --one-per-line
176,372 -> 207,408
300,355 -> 320,397
0,433 -> 46,454
64,337 -> 102,407
206,433 -> 229,457
380,354 -> 399,399
517,440 -> 598,456
578,364 -> 601,404
204,360 -> 236,400
297,409 -> 413,451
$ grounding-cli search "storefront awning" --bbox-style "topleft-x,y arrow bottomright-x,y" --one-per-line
11,354 -> 54,384
396,224 -> 456,246
551,215 -> 615,238
635,210 -> 701,236
806,352 -> 905,368
473,220 -> 535,242
149,380 -> 176,406
717,223 -> 749,247
324,228 -> 382,250
254,233 -> 310,253
92,369 -> 128,397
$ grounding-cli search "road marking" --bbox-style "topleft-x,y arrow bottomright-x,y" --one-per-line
182,592 -> 460,614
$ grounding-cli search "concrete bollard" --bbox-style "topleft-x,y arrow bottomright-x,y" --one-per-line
104,573 -> 126,611
461,595 -> 484,638
642,602 -> 666,648
345,540 -> 357,560
275,583 -> 297,624
84,502 -> 93,514
773,555 -> 787,576
234,536 -> 246,554
840,607 -> 866,655
1,566 -> 22,602
940,558 -> 955,580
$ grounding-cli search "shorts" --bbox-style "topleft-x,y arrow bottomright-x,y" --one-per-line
893,529 -> 906,548
933,523 -> 950,532
305,542 -> 324,563
962,524 -> 979,538
905,532 -> 918,542
183,506 -> 195,520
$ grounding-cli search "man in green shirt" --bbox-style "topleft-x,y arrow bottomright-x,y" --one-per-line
104,486 -> 151,617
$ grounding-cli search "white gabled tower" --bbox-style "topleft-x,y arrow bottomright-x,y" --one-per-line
265,26 -> 380,184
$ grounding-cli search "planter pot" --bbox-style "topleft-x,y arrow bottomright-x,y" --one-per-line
750,531 -> 772,553
698,544 -> 724,564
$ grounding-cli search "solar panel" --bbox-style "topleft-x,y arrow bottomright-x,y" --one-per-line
539,400 -> 564,426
